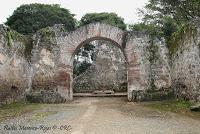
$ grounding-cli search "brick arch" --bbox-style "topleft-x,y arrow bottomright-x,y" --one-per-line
70,37 -> 128,63
57,23 -> 134,101
59,23 -> 126,66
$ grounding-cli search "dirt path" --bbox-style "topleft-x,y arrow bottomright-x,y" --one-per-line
0,97 -> 200,134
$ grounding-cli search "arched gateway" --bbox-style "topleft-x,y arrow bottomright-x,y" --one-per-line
56,23 -> 145,101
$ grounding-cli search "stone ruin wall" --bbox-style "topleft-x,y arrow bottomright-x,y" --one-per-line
29,25 -> 69,103
0,23 -> 199,104
0,25 -> 30,104
125,32 -> 171,101
171,25 -> 200,102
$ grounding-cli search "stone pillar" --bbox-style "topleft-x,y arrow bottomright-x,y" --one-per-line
127,65 -> 144,101
125,33 -> 148,102
57,47 -> 74,101
56,65 -> 73,101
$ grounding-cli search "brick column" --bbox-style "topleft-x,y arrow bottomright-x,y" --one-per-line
56,64 -> 73,101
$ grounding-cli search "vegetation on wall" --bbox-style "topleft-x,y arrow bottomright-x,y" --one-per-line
37,27 -> 57,50
24,36 -> 33,60
146,41 -> 159,91
4,27 -> 33,60
168,24 -> 197,56
148,42 -> 159,63
6,30 -> 12,47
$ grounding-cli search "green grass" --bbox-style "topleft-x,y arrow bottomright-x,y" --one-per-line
27,111 -> 57,123
143,99 -> 200,119
0,101 -> 43,122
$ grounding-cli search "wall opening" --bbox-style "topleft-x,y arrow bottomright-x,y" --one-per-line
72,39 -> 127,95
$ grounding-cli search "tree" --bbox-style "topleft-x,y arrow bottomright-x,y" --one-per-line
73,42 -> 97,77
73,61 -> 92,77
128,23 -> 161,38
5,4 -> 76,34
79,12 -> 126,30
140,0 -> 200,25
136,0 -> 199,56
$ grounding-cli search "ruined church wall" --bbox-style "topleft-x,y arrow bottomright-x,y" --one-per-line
0,25 -> 30,104
0,22 -> 199,103
125,32 -> 172,101
171,26 -> 200,102
29,25 -> 69,103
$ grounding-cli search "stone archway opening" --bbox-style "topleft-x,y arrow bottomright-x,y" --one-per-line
57,23 -> 133,101
72,38 -> 128,96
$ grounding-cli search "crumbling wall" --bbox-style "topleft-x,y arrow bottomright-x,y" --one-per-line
125,32 -> 172,101
0,22 -> 199,103
0,25 -> 30,104
171,25 -> 200,102
29,25 -> 67,103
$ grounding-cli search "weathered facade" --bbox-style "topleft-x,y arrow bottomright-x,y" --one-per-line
171,25 -> 200,102
0,23 -> 199,104
0,25 -> 30,103
125,32 -> 171,101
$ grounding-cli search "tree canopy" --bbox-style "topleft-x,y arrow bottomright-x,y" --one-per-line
129,0 -> 200,57
79,12 -> 126,30
5,4 -> 76,34
130,0 -> 199,48
140,0 -> 200,25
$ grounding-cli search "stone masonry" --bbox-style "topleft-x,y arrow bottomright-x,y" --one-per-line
0,23 -> 199,103
0,25 -> 30,104
171,24 -> 200,102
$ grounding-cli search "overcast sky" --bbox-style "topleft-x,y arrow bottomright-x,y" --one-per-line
0,0 -> 148,24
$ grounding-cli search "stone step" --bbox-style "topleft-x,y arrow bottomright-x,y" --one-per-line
73,92 -> 127,97
93,90 -> 115,94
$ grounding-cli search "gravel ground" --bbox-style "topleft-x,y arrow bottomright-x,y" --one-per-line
0,97 -> 200,134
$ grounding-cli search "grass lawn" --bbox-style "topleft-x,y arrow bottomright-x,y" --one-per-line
142,99 -> 200,119
0,101 -> 43,122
